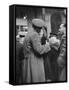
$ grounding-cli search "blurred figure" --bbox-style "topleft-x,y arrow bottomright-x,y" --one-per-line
57,24 -> 66,81
22,18 -> 51,83
16,33 -> 24,84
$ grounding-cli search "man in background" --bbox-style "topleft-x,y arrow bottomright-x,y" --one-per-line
16,33 -> 24,84
57,24 -> 66,81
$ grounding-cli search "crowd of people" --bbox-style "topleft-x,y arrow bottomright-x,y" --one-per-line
16,18 -> 66,84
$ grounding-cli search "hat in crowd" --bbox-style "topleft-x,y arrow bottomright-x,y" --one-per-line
32,18 -> 45,28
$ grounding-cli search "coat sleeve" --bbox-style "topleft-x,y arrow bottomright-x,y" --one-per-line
31,32 -> 51,55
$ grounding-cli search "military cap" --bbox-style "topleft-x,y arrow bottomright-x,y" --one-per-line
32,18 -> 44,28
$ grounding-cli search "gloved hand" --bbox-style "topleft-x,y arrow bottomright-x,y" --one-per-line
49,37 -> 60,50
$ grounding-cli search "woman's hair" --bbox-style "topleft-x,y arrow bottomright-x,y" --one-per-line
43,26 -> 47,33
43,26 -> 49,41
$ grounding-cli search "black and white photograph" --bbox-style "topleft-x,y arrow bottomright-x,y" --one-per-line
9,5 -> 67,85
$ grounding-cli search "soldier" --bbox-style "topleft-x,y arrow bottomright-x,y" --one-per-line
22,18 -> 51,83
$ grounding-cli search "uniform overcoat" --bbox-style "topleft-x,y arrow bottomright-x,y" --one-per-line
22,28 -> 51,83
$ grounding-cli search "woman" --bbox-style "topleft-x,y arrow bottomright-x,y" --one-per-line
41,27 -> 60,81
40,26 -> 59,82
22,19 -> 51,83
40,26 -> 52,81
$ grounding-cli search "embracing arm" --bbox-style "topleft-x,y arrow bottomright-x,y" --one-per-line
31,32 -> 51,55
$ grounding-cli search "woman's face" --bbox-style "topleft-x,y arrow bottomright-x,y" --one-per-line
43,27 -> 47,37
39,27 -> 47,38
39,29 -> 43,38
